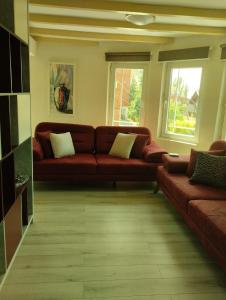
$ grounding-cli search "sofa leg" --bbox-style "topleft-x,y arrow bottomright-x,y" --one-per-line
153,182 -> 159,194
112,181 -> 116,188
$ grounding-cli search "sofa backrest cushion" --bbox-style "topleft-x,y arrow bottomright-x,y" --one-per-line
35,122 -> 95,153
209,140 -> 226,152
187,148 -> 226,177
131,134 -> 150,158
95,126 -> 151,154
36,131 -> 53,158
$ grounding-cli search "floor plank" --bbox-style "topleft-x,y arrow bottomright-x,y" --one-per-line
0,183 -> 225,300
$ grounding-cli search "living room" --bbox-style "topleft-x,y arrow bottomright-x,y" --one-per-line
1,0 -> 226,299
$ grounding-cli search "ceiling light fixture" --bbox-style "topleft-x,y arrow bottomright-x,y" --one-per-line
125,14 -> 156,26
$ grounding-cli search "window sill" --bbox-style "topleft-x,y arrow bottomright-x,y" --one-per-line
158,136 -> 197,146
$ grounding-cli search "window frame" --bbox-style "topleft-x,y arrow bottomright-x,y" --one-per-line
107,62 -> 149,127
160,60 -> 206,144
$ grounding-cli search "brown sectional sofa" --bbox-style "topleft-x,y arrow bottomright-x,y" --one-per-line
33,122 -> 167,182
157,140 -> 226,271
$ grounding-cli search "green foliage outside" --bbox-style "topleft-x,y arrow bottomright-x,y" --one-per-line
167,74 -> 197,136
127,69 -> 143,124
167,100 -> 196,135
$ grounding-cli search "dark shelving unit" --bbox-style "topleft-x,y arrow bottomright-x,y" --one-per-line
2,154 -> 15,217
0,168 -> 3,223
0,96 -> 12,156
21,43 -> 30,93
0,27 -> 11,93
10,35 -> 22,93
0,0 -> 33,282
10,95 -> 19,148
0,0 -> 14,32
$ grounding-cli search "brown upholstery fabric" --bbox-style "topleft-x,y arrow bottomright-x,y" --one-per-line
209,140 -> 226,151
33,170 -> 156,182
157,166 -> 226,212
190,152 -> 226,188
95,126 -> 151,154
95,154 -> 157,175
144,140 -> 167,163
35,122 -> 95,153
186,148 -> 226,177
188,200 -> 226,259
131,134 -> 149,158
33,123 -> 165,183
36,131 -> 53,158
34,154 -> 97,174
32,138 -> 44,161
162,154 -> 190,173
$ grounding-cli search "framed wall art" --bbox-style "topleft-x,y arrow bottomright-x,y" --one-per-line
49,62 -> 75,115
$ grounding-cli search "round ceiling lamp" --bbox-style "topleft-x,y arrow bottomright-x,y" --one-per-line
125,14 -> 156,26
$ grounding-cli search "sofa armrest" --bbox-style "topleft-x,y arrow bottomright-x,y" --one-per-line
143,140 -> 168,163
32,138 -> 44,161
162,154 -> 190,173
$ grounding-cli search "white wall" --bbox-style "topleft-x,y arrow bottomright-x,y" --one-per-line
30,35 -> 226,154
14,0 -> 28,43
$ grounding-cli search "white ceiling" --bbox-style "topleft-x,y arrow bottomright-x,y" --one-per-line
111,0 -> 226,9
29,6 -> 226,28
30,22 -> 186,37
29,0 -> 226,44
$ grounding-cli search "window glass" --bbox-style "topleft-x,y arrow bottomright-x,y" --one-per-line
108,64 -> 147,126
162,65 -> 203,142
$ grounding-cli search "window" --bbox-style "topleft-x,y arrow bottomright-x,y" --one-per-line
108,63 -> 148,126
161,62 -> 204,143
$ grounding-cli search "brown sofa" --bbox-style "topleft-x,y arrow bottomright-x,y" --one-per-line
157,140 -> 226,271
33,122 -> 167,182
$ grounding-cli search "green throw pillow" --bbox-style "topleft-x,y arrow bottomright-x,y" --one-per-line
190,152 -> 226,188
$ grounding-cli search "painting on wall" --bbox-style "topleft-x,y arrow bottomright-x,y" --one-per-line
49,62 -> 75,115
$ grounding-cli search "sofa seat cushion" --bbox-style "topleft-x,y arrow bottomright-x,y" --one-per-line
157,166 -> 226,212
188,200 -> 226,258
35,154 -> 97,174
96,154 -> 156,175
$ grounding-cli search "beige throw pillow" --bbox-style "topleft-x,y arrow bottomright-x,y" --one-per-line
50,132 -> 75,158
109,133 -> 136,159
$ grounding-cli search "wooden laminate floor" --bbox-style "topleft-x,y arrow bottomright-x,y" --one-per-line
1,182 -> 226,300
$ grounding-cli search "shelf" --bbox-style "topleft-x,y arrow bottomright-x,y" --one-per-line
21,43 -> 30,93
16,176 -> 29,197
16,176 -> 31,226
14,139 -> 33,222
2,154 -> 15,217
14,138 -> 32,177
17,95 -> 31,144
0,96 -> 31,155
0,96 -> 12,158
10,35 -> 22,93
0,222 -> 6,274
0,25 -> 29,95
0,27 -> 11,93
0,0 -> 14,33
4,197 -> 22,266
26,179 -> 33,218
0,169 -> 3,223
10,95 -> 19,148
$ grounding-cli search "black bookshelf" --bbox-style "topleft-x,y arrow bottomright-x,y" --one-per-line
0,0 -> 14,32
0,27 -> 11,93
0,0 -> 33,275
